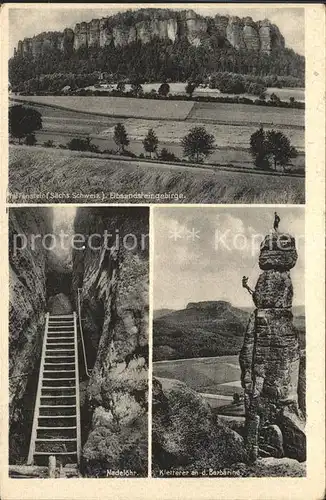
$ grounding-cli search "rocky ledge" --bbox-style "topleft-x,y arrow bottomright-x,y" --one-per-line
15,9 -> 285,58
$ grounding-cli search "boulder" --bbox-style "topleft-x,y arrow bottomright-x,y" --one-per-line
152,377 -> 246,472
48,293 -> 73,315
278,406 -> 306,462
234,457 -> 305,477
259,233 -> 298,271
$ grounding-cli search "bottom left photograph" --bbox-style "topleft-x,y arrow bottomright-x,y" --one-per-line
8,206 -> 149,478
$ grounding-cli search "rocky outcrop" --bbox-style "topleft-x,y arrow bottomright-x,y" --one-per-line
239,227 -> 306,463
48,293 -> 72,315
232,457 -> 305,477
72,207 -> 149,476
226,16 -> 245,50
243,17 -> 260,51
15,9 -> 286,57
9,208 -> 52,462
186,300 -> 232,311
152,377 -> 247,473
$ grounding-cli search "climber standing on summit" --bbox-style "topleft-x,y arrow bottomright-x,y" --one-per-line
273,212 -> 281,232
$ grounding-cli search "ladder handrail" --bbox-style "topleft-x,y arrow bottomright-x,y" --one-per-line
73,312 -> 81,465
77,288 -> 91,378
27,312 -> 49,465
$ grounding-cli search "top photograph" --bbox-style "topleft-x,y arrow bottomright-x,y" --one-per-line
7,5 -> 305,204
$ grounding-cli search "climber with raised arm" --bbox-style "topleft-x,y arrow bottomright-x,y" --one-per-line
242,276 -> 254,295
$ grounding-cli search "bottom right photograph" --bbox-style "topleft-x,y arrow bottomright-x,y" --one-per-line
152,206 -> 306,478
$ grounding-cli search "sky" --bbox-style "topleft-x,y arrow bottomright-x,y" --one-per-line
9,5 -> 304,56
154,207 -> 305,310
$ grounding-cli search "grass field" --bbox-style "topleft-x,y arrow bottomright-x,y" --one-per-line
153,355 -> 242,395
10,99 -> 305,166
98,118 -> 304,150
11,95 -> 194,120
12,94 -> 304,129
8,146 -> 305,204
187,101 -> 304,128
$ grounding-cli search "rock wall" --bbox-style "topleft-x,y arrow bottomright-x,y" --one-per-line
15,10 -> 285,57
239,231 -> 306,463
9,208 -> 52,461
72,207 -> 149,476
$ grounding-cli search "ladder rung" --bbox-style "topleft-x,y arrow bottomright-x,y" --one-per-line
48,329 -> 74,332
34,452 -> 77,455
45,350 -> 74,353
49,315 -> 74,318
37,426 -> 77,429
41,395 -> 76,398
46,343 -> 74,346
44,362 -> 75,365
45,355 -> 75,358
43,378 -> 75,381
48,322 -> 74,325
47,332 -> 74,335
35,438 -> 77,442
43,370 -> 75,373
40,405 -> 76,408
39,415 -> 77,419
49,320 -> 74,323
42,387 -> 76,390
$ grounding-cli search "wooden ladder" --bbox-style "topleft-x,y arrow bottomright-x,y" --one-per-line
27,312 -> 81,467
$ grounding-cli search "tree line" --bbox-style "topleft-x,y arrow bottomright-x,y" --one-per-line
9,36 -> 304,89
9,104 -> 299,171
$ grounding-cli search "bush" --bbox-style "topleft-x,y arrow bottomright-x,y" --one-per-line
24,133 -> 37,146
159,148 -> 179,162
102,149 -> 116,155
158,83 -> 170,97
43,139 -> 54,148
9,105 -> 42,143
120,150 -> 137,158
67,137 -> 99,153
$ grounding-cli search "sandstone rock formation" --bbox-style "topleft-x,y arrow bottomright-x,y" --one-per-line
152,377 -> 246,473
9,208 -> 52,461
48,293 -> 73,315
72,207 -> 149,476
239,227 -> 306,463
15,9 -> 286,58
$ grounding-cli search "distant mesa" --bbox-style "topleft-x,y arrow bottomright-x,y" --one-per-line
186,300 -> 232,311
14,9 -> 286,59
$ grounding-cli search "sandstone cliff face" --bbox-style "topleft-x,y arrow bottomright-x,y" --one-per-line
226,16 -> 245,50
9,208 -> 52,461
239,231 -> 306,463
15,9 -> 285,58
72,207 -> 149,476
